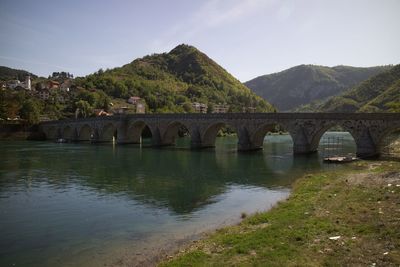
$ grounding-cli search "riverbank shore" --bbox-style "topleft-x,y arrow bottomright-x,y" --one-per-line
159,160 -> 400,266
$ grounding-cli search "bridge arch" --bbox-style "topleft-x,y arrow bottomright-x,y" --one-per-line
78,124 -> 93,141
62,125 -> 76,140
201,122 -> 238,148
126,120 -> 155,144
251,122 -> 294,150
45,126 -> 59,140
310,122 -> 357,155
162,121 -> 191,146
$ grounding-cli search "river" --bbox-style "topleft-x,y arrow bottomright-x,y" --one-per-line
0,132 -> 356,266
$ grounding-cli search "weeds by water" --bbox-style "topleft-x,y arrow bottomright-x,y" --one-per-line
160,160 -> 400,266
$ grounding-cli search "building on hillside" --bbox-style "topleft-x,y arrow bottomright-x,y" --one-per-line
37,89 -> 50,100
192,102 -> 208,113
25,75 -> 31,90
35,81 -> 47,91
127,96 -> 146,113
127,96 -> 141,104
48,81 -> 60,89
212,104 -> 229,113
60,80 -> 71,92
7,80 -> 21,89
242,106 -> 256,113
93,109 -> 112,117
135,102 -> 146,114
7,76 -> 31,90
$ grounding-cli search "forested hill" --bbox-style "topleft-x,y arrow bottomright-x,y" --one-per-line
0,66 -> 37,81
312,64 -> 400,112
76,44 -> 275,113
244,64 -> 391,111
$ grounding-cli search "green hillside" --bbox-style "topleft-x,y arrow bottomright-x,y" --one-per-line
0,66 -> 37,81
245,64 -> 391,111
316,64 -> 400,112
76,44 -> 274,113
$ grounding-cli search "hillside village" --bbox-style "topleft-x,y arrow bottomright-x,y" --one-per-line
1,44 -> 272,125
0,72 -> 237,124
1,73 -> 237,119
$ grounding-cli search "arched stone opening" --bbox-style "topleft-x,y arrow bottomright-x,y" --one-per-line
251,123 -> 294,154
78,124 -> 93,141
315,124 -> 357,157
201,122 -> 238,149
378,128 -> 400,158
45,126 -> 59,140
126,121 -> 154,145
62,126 -> 76,141
100,123 -> 117,142
162,121 -> 191,147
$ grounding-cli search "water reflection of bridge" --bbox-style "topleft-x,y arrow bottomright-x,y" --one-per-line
0,141 -> 307,214
40,113 -> 400,158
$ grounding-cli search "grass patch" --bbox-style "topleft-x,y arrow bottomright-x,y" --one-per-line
160,161 -> 400,266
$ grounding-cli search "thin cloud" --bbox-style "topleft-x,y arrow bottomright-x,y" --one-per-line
150,0 -> 277,52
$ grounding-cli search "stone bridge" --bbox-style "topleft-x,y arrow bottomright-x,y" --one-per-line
39,113 -> 400,158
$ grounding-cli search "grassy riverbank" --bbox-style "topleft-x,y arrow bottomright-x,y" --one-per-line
160,160 -> 400,266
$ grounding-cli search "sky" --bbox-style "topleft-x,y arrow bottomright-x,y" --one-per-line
0,0 -> 399,82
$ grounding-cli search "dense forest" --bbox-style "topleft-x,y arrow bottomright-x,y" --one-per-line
245,65 -> 391,111
308,64 -> 400,112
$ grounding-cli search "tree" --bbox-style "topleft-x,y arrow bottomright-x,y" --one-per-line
182,102 -> 194,113
75,100 -> 92,118
386,102 -> 400,112
0,91 -> 24,120
76,90 -> 97,106
0,91 -> 8,120
20,99 -> 42,124
114,82 -> 128,98
94,90 -> 111,111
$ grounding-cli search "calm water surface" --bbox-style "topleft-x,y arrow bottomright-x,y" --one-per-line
0,132 -> 356,266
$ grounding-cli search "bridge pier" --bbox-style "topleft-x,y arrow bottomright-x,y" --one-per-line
355,129 -> 379,158
291,127 -> 318,154
237,144 -> 263,152
293,144 -> 317,155
116,128 -> 141,144
190,128 -> 205,149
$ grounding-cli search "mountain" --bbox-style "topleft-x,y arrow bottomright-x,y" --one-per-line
0,66 -> 37,81
77,44 -> 275,113
244,65 -> 391,111
315,64 -> 400,112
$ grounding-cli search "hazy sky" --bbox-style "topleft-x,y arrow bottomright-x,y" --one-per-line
1,0 -> 399,81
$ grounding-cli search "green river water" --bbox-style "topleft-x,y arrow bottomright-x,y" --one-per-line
0,132 -> 356,266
